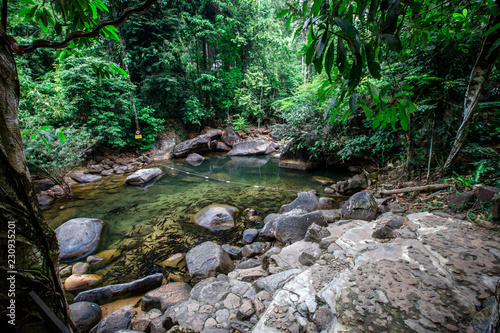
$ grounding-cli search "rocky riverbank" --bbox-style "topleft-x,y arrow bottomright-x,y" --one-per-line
65,189 -> 500,333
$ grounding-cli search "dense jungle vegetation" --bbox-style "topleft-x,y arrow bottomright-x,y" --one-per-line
10,0 -> 500,185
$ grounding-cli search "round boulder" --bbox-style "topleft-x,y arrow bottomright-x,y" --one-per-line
341,191 -> 378,221
56,218 -> 104,261
64,274 -> 102,291
186,153 -> 205,166
125,167 -> 163,185
186,241 -> 234,283
194,204 -> 239,231
70,301 -> 101,333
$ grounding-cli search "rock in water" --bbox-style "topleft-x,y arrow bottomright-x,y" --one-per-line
172,135 -> 213,157
125,167 -> 163,185
280,191 -> 319,213
69,174 -> 103,183
341,191 -> 378,221
186,241 -> 234,282
64,274 -> 102,291
56,218 -> 104,261
185,153 -> 205,166
194,204 -> 239,231
70,301 -> 101,333
228,139 -> 272,156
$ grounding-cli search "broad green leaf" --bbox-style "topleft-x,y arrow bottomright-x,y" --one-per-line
57,128 -> 66,143
311,0 -> 323,15
19,0 -> 35,4
368,0 -> 379,23
336,37 -> 347,73
18,7 -> 31,17
21,129 -> 30,138
485,22 -> 500,36
277,9 -> 289,18
381,34 -> 402,52
30,132 -> 40,140
364,43 -> 381,79
41,137 -> 50,151
338,0 -> 349,15
39,125 -> 52,131
324,41 -> 335,82
348,53 -> 363,91
306,41 -> 316,65
398,101 -> 409,130
390,106 -> 397,131
90,3 -> 98,19
334,17 -> 356,39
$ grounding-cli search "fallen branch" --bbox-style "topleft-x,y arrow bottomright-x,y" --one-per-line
379,183 -> 451,196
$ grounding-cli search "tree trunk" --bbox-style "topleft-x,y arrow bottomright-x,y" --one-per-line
443,15 -> 500,171
0,34 -> 73,332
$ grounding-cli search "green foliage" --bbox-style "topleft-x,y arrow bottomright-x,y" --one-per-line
231,114 -> 250,132
23,125 -> 99,196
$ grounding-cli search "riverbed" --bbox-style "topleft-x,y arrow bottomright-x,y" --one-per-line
43,153 -> 347,287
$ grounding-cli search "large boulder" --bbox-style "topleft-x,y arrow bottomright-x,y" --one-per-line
70,301 -> 102,333
341,191 -> 378,221
280,191 -> 319,213
186,241 -> 234,282
56,218 -> 104,261
259,209 -> 328,244
70,174 -> 103,183
194,204 -> 239,231
64,274 -> 102,291
473,184 -> 500,202
221,127 -> 241,146
141,282 -> 192,312
204,128 -> 223,140
228,139 -> 273,156
125,168 -> 163,185
278,140 -> 318,170
172,135 -> 215,157
74,273 -> 163,304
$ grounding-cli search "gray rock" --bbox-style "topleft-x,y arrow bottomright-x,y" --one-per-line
222,244 -> 242,259
194,204 -> 239,231
242,228 -> 259,244
474,184 -> 500,202
272,209 -> 328,244
280,191 -> 319,213
37,193 -> 54,208
333,173 -> 368,195
125,168 -> 163,185
131,309 -> 162,332
202,328 -> 229,333
190,277 -> 231,303
172,135 -> 213,157
235,258 -> 262,270
264,213 -> 280,224
313,307 -> 335,331
70,301 -> 101,333
341,191 -> 378,221
237,300 -> 255,320
88,165 -> 104,174
186,241 -> 234,282
372,212 -> 407,240
56,218 -> 104,261
298,247 -> 322,266
74,273 -> 163,304
317,197 -> 339,210
90,305 -> 136,333
69,174 -> 103,183
101,170 -> 114,176
228,139 -> 271,156
241,242 -> 266,258
204,128 -> 223,140
33,179 -> 55,192
72,262 -> 90,275
216,142 -> 232,151
304,224 -> 332,243
186,153 -> 205,166
255,269 -> 302,294
222,127 -> 241,146
141,282 -> 191,312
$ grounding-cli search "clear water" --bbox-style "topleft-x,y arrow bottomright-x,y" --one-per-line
43,153 -> 347,287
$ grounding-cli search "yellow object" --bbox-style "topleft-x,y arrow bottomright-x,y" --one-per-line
135,134 -> 142,139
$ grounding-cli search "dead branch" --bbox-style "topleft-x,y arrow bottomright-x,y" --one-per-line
379,183 -> 451,196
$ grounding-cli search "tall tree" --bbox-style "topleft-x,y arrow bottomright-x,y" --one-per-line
0,0 -> 156,331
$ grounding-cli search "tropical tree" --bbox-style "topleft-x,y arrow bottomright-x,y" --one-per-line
0,0 -> 156,331
280,0 -> 500,171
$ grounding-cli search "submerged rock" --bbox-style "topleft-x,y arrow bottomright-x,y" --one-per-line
194,204 -> 239,231
186,241 -> 234,282
125,168 -> 163,185
186,153 -> 205,166
56,218 -> 104,261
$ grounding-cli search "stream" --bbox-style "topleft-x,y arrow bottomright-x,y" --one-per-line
43,153 -> 347,288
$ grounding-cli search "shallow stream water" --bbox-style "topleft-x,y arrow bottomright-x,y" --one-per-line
43,153 -> 347,288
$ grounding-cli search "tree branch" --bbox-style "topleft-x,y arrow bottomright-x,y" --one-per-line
21,0 -> 157,54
